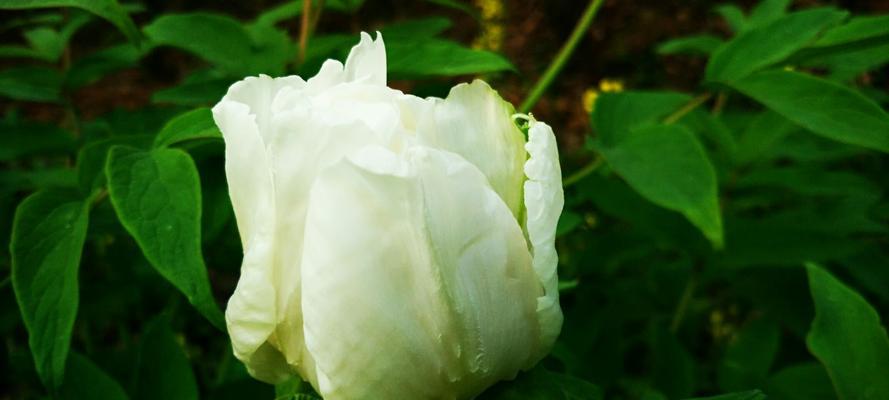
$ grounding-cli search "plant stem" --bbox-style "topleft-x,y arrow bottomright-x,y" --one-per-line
562,155 -> 603,187
298,0 -> 325,66
90,188 -> 108,210
519,0 -> 605,113
663,92 -> 711,124
712,92 -> 727,115
670,274 -> 696,333
298,0 -> 312,65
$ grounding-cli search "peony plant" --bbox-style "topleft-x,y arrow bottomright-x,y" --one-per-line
214,32 -> 564,399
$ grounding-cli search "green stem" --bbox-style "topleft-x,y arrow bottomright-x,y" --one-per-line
562,155 -> 603,187
519,0 -> 605,113
670,274 -> 696,333
663,92 -> 711,124
90,188 -> 108,210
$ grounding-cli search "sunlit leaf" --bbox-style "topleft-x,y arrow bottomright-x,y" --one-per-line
154,108 -> 221,148
598,124 -> 723,247
730,70 -> 889,153
706,8 -> 847,82
106,146 -> 224,329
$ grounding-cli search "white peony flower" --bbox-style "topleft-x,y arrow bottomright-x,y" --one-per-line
213,32 -> 564,400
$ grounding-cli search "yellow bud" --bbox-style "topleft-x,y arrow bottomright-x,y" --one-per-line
598,78 -> 625,93
582,88 -> 599,113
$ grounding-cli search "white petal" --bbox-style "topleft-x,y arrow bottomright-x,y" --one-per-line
239,337 -> 293,384
261,105 -> 382,382
523,121 -> 565,354
213,82 -> 283,381
216,75 -> 305,145
417,80 -> 526,217
215,68 -> 416,384
306,59 -> 345,92
299,146 -> 542,400
343,31 -> 386,85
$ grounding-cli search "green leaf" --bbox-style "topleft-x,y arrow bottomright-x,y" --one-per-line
591,91 -> 692,147
76,135 -> 153,193
298,33 -> 355,72
252,0 -> 367,26
714,4 -> 746,33
65,44 -> 143,90
706,8 -> 848,82
275,377 -> 322,400
0,67 -> 63,102
11,189 -> 91,388
746,0 -> 791,28
59,352 -> 129,400
734,111 -> 798,165
21,12 -> 91,62
657,35 -> 723,56
151,78 -> 232,106
253,0 -> 304,26
380,17 -> 452,39
23,27 -> 64,60
144,13 -> 252,75
134,314 -> 199,400
806,263 -> 889,400
154,108 -> 221,148
650,325 -> 695,398
0,44 -> 45,60
386,38 -> 514,78
0,168 -> 77,193
575,174 -> 708,252
686,390 -> 766,400
556,211 -> 583,237
479,367 -> 602,400
717,318 -> 780,391
736,167 -> 880,199
105,146 -> 224,329
730,70 -> 889,153
842,248 -> 889,306
0,11 -> 63,32
245,22 -> 295,75
679,108 -> 738,166
796,15 -> 889,80
0,0 -> 139,44
0,119 -> 74,161
326,0 -> 365,12
721,219 -> 865,268
814,15 -> 889,47
767,363 -> 836,400
816,42 -> 889,82
598,124 -> 723,247
424,0 -> 480,20
145,13 -> 292,76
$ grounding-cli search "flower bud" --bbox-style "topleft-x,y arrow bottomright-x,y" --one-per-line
213,32 -> 564,399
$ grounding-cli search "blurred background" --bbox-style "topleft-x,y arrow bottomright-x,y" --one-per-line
3,0 -> 886,152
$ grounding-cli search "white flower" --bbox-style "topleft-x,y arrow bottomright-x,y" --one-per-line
213,32 -> 564,400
